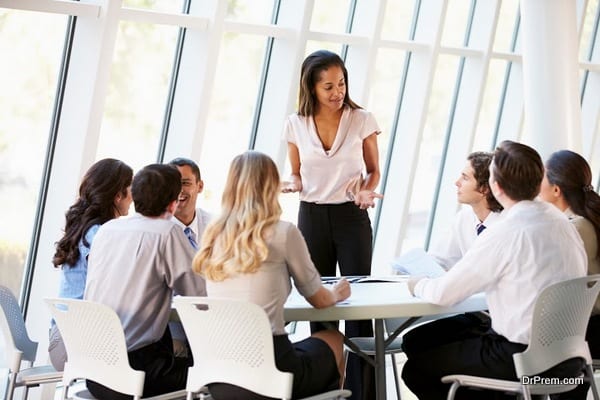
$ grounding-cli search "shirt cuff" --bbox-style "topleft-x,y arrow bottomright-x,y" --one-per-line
414,278 -> 429,298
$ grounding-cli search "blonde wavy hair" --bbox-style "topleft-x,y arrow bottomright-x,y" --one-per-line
193,151 -> 282,281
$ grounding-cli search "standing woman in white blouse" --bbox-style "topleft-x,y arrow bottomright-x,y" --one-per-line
538,150 -> 600,361
282,49 -> 382,399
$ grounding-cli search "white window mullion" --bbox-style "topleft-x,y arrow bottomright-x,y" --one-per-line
252,0 -> 315,167
582,28 -> 600,166
429,1 -> 502,247
0,0 -> 100,17
372,0 -> 448,274
26,0 -> 123,371
344,0 -> 386,106
162,0 -> 228,162
495,61 -> 524,143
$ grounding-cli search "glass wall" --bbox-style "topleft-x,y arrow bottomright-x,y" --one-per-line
0,8 -> 67,296
1,1 -> 599,377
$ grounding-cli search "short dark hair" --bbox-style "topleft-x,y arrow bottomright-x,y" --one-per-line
132,164 -> 181,217
492,140 -> 544,201
297,50 -> 360,116
467,151 -> 503,212
169,157 -> 201,181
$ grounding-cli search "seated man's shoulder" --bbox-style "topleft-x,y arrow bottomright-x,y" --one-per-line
197,207 -> 212,221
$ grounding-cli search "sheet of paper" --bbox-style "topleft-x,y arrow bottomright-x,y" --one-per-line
353,275 -> 410,283
321,275 -> 410,284
391,248 -> 446,278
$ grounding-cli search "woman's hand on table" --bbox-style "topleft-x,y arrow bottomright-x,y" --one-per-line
331,278 -> 351,302
307,278 -> 350,309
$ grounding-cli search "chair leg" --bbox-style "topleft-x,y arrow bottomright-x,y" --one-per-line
62,381 -> 70,400
340,349 -> 349,389
6,374 -> 17,400
446,382 -> 459,400
586,364 -> 600,400
521,384 -> 532,400
390,354 -> 401,400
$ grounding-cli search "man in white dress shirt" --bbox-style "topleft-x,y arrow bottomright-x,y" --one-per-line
429,151 -> 503,269
401,152 -> 505,366
85,164 -> 206,399
169,157 -> 211,248
168,157 -> 211,356
402,141 -> 587,400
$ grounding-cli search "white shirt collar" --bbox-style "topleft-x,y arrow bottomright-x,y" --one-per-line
171,211 -> 198,234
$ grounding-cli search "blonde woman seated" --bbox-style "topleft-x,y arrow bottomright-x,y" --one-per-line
192,150 -> 350,399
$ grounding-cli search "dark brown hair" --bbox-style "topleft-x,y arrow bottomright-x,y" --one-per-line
132,164 -> 182,217
491,140 -> 544,201
53,158 -> 133,267
297,50 -> 360,116
545,149 -> 600,250
467,151 -> 503,213
169,157 -> 202,181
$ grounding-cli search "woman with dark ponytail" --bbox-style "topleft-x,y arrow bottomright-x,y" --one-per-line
539,149 -> 600,359
48,158 -> 133,370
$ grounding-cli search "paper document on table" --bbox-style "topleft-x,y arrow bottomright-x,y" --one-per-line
391,248 -> 446,278
321,275 -> 409,284
353,275 -> 410,283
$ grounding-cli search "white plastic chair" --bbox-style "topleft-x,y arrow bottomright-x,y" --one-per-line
44,297 -> 191,400
173,296 -> 352,400
0,285 -> 62,400
442,275 -> 600,400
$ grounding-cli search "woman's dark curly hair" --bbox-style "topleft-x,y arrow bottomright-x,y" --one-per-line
52,158 -> 133,267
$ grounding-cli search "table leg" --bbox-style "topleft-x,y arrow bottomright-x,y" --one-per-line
374,319 -> 386,400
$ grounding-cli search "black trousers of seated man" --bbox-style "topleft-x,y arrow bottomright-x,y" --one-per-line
401,313 -> 585,400
87,327 -> 192,400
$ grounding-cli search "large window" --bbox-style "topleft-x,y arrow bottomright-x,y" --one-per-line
200,32 -> 270,212
1,2 -> 599,376
0,8 -> 67,296
97,21 -> 180,171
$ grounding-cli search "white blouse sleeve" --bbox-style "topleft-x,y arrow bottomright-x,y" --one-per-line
283,115 -> 298,144
361,111 -> 381,139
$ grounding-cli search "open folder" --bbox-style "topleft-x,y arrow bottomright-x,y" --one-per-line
391,248 -> 446,278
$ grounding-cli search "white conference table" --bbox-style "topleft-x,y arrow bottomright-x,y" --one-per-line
283,281 -> 487,400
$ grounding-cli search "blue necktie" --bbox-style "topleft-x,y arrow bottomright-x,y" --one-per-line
476,223 -> 486,236
184,227 -> 198,250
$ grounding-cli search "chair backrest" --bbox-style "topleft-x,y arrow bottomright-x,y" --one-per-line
514,274 -> 600,377
0,285 -> 38,373
44,298 -> 145,397
173,296 -> 294,399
